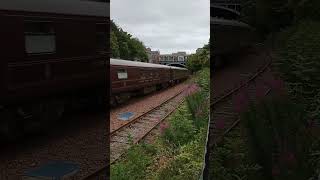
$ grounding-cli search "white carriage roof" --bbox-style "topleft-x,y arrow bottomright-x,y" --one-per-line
110,58 -> 188,70
0,0 -> 109,17
211,17 -> 251,28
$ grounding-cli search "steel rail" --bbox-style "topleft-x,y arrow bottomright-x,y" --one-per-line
202,50 -> 273,179
110,85 -> 190,136
82,84 -> 194,180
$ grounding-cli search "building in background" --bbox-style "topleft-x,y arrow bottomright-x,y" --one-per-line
146,48 -> 160,64
159,51 -> 189,66
146,48 -> 189,65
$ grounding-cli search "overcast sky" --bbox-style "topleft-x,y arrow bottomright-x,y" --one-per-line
111,0 -> 210,54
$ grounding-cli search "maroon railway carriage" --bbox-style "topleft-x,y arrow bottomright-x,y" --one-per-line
110,58 -> 189,104
0,0 -> 109,138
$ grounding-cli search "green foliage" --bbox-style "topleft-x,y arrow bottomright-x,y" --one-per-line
195,68 -> 210,94
186,93 -> 209,130
162,104 -> 196,147
273,20 -> 320,117
111,143 -> 157,180
293,0 -> 320,21
186,42 -> 210,72
111,20 -> 148,62
240,0 -> 320,37
111,31 -> 120,58
241,96 -> 313,179
187,54 -> 203,72
156,129 -> 207,180
309,137 -> 320,180
209,129 -> 263,180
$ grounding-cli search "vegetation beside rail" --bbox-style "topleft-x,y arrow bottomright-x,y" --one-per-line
209,88 -> 320,179
186,40 -> 210,73
111,68 -> 210,180
208,1 -> 320,179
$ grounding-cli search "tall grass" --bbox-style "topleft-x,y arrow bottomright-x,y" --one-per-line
241,96 -> 314,179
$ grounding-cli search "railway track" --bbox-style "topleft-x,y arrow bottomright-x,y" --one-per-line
203,49 -> 275,178
83,84 -> 198,180
203,50 -> 272,179
210,50 -> 273,146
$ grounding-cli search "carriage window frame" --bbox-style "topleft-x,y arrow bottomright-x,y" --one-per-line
24,20 -> 56,55
117,69 -> 128,80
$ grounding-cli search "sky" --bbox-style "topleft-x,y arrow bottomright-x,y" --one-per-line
111,0 -> 210,54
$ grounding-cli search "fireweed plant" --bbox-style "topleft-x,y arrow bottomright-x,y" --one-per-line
210,77 -> 319,179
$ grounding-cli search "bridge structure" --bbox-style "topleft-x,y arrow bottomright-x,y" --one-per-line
166,63 -> 187,68
211,0 -> 241,13
159,61 -> 186,66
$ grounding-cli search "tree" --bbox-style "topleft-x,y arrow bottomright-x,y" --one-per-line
111,31 -> 120,58
110,20 -> 148,61
186,41 -> 210,72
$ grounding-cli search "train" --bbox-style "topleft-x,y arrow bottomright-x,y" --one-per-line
110,59 -> 190,105
211,4 -> 259,69
0,0 -> 109,139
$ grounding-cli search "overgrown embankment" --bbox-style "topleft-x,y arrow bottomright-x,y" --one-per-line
111,68 -> 210,180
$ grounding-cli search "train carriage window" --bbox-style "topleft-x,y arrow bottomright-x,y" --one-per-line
24,21 -> 56,54
96,23 -> 108,52
117,69 -> 128,79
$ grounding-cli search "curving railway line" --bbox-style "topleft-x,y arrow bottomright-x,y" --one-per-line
83,83 -> 199,180
210,51 -> 273,146
203,47 -> 275,178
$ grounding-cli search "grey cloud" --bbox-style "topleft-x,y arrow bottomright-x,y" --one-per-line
111,0 -> 210,54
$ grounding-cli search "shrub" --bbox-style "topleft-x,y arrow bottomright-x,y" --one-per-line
241,96 -> 314,179
195,68 -> 210,94
208,129 -> 263,180
162,104 -> 196,147
273,20 -> 320,118
157,128 -> 207,180
111,143 -> 156,180
186,91 -> 209,129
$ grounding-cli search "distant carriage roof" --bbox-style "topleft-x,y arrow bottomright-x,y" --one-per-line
110,59 -> 188,70
211,17 -> 251,28
0,0 -> 109,17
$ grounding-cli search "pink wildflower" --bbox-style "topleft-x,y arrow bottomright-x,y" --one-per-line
255,84 -> 266,100
215,118 -> 225,129
233,90 -> 249,113
307,119 -> 316,128
272,165 -> 280,177
280,151 -> 297,167
265,77 -> 286,95
195,108 -> 203,117
160,122 -> 170,134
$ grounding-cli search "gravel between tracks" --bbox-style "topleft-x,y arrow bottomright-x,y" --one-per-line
0,112 -> 107,179
110,83 -> 189,133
